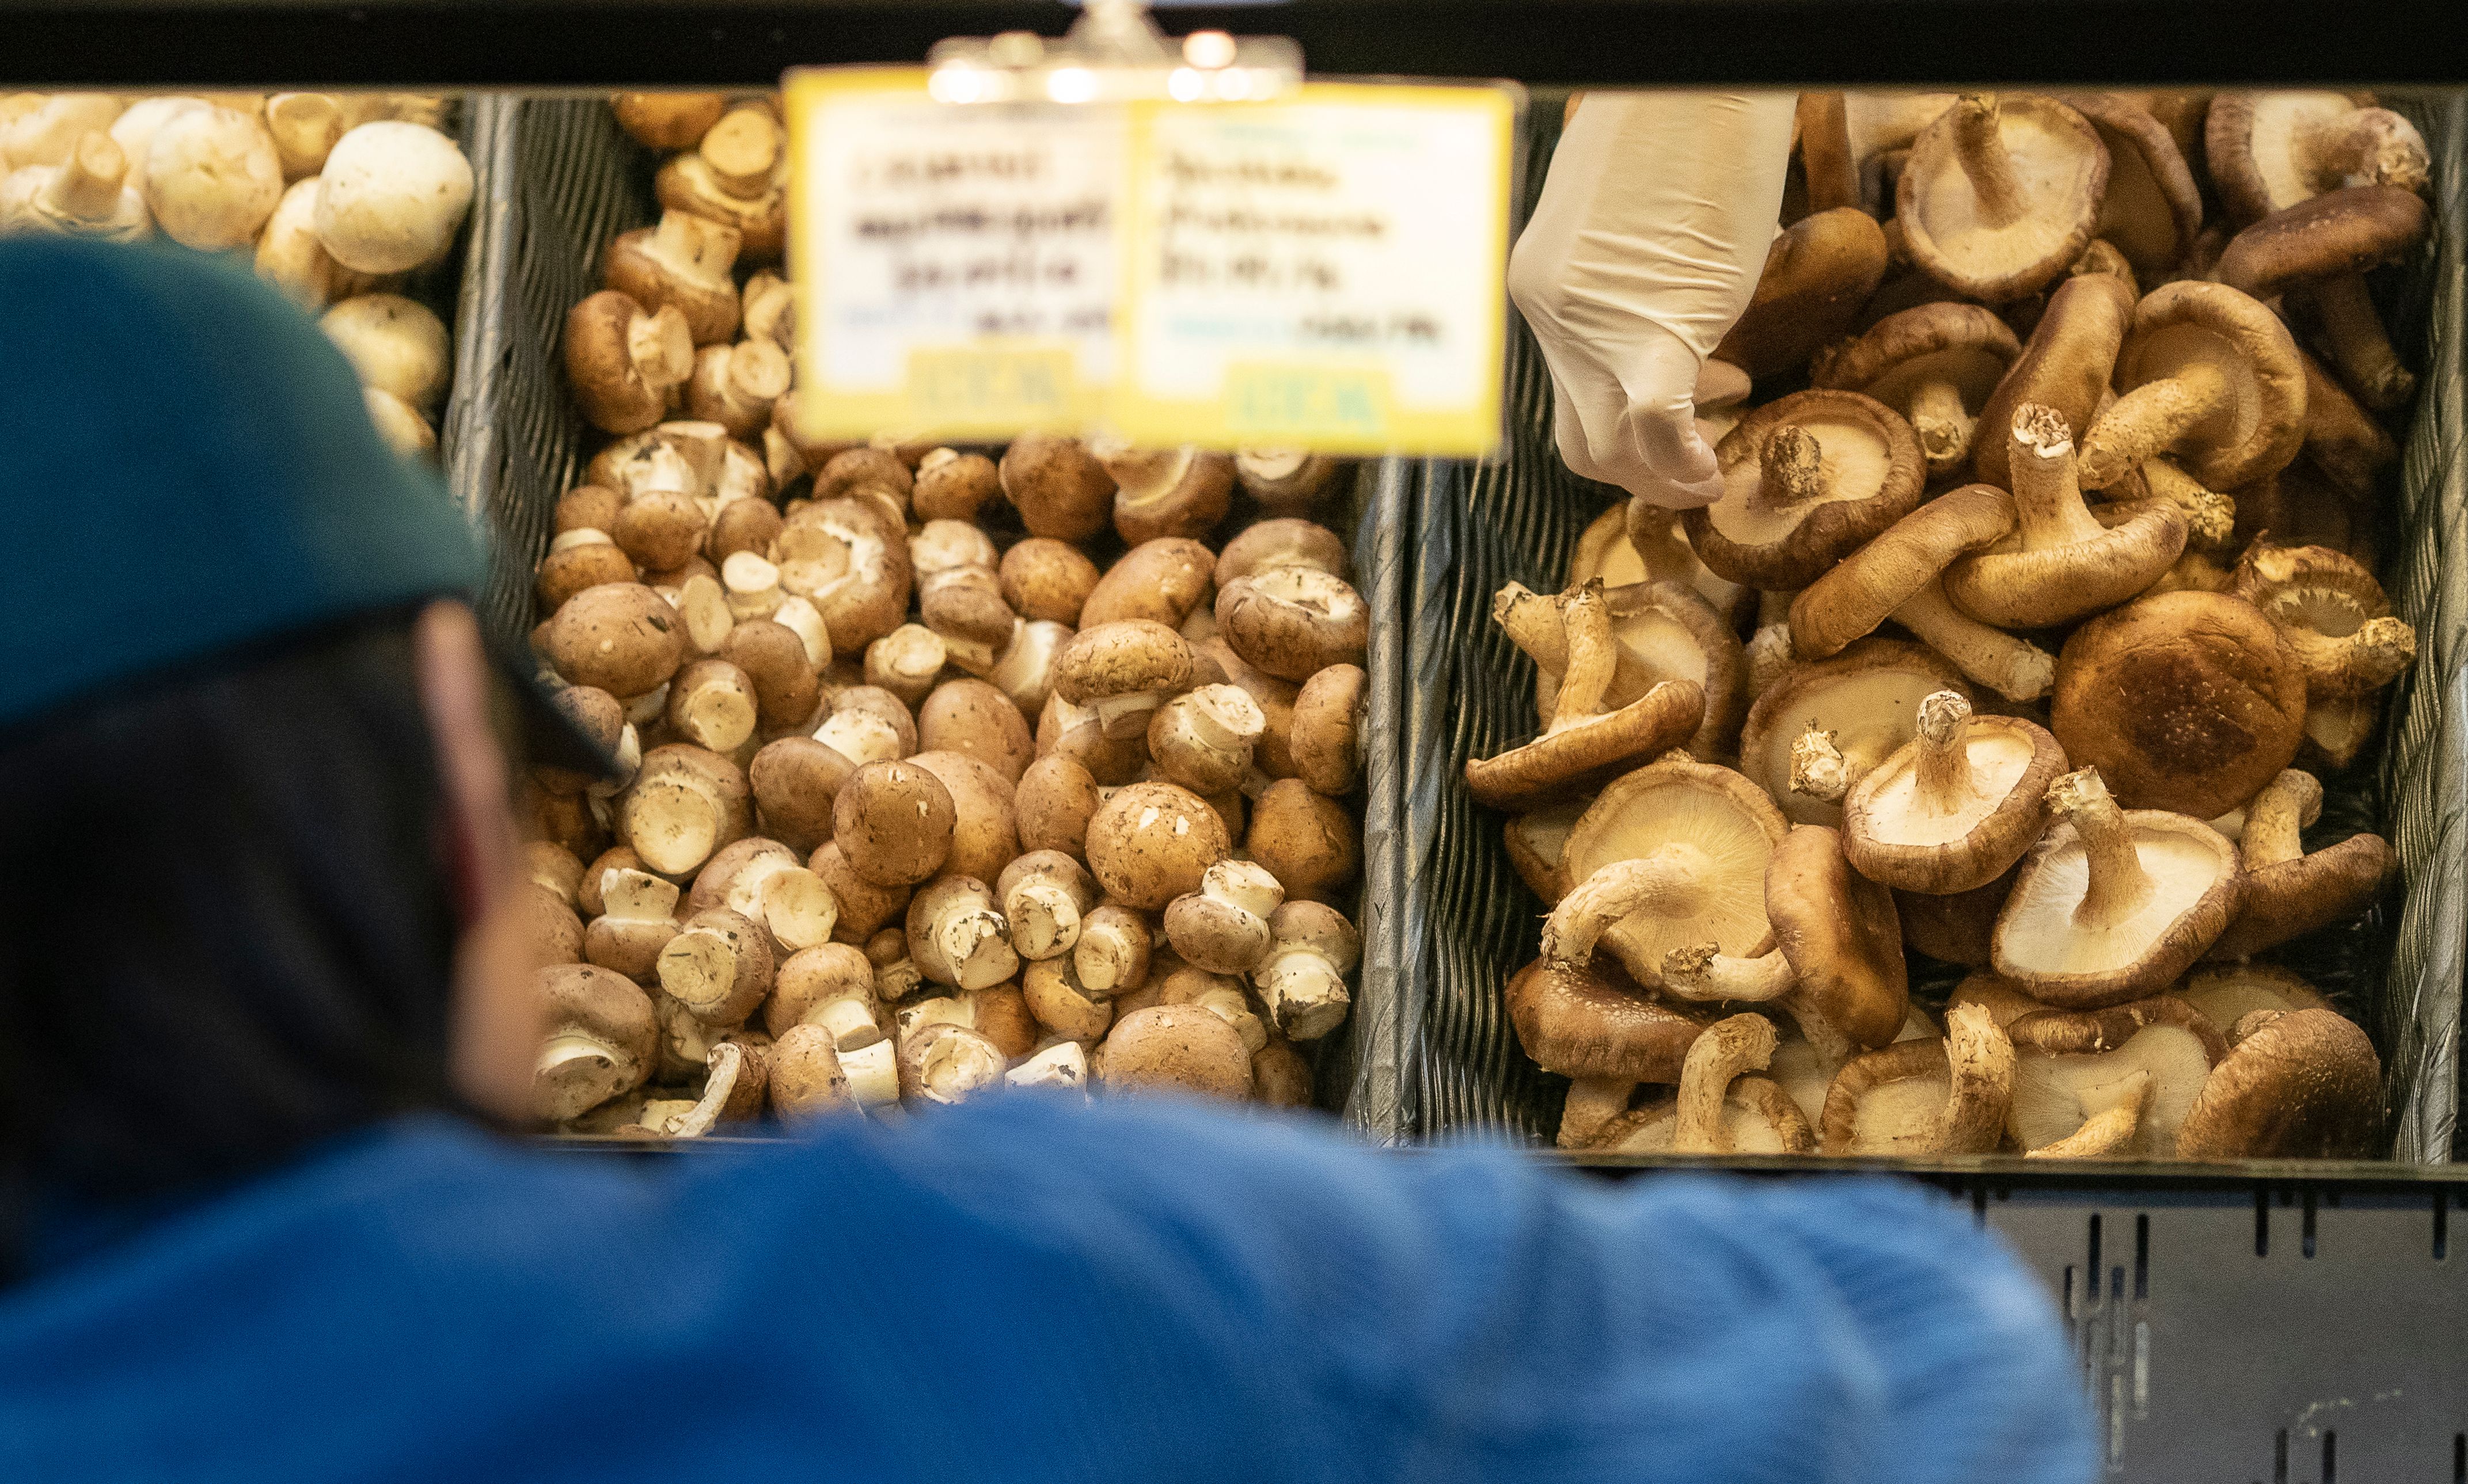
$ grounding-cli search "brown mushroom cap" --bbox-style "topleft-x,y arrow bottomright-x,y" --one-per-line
2175,1007 -> 2380,1158
1809,303 -> 2019,474
2207,92 -> 2430,224
1080,537 -> 1216,630
1969,272 -> 2134,490
544,583 -> 685,698
1000,432 -> 1115,542
1468,583 -> 1706,811
533,963 -> 660,1122
1557,755 -> 1790,987
1511,579 -> 1744,764
1992,768 -> 2242,1007
831,760 -> 956,886
1503,957 -> 1707,1083
1785,484 -> 2015,661
2216,185 -> 2429,307
2051,591 -> 2307,819
2064,94 -> 2204,277
1844,690 -> 2068,894
2007,994 -> 2226,1156
1942,403 -> 2188,629
2179,962 -> 2333,1032
1290,663 -> 1366,796
1216,566 -> 1369,682
1740,638 -> 1970,828
1764,824 -> 1909,1053
1708,207 -> 1892,378
1817,1002 -> 2014,1155
604,212 -> 742,346
1053,620 -> 1194,706
1086,781 -> 1230,910
1683,390 -> 1928,591
1099,1004 -> 1254,1101
1895,870 -> 2014,966
1898,94 -> 2109,303
2204,769 -> 2394,960
2079,281 -> 2306,492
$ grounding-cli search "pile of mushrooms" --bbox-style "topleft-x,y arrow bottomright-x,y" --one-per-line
1489,89 -> 2419,1162
517,92 -> 1369,1135
0,90 -> 473,455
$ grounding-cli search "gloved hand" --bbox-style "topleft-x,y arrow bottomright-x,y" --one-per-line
1508,92 -> 1797,508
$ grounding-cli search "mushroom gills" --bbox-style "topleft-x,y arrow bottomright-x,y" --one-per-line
1595,1085 -> 1809,1155
2009,1025 -> 2209,1157
1995,831 -> 2227,979
1711,414 -> 1895,545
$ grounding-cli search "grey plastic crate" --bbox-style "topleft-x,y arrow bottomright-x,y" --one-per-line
438,94 -> 1411,1135
1399,90 -> 2466,1161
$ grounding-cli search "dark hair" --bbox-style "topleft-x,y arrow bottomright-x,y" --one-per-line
0,612 -> 462,1260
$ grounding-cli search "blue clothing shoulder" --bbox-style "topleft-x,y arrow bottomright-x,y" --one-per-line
0,1099 -> 2093,1483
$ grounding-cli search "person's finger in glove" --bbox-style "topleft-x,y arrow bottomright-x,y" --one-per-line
1508,91 -> 1797,509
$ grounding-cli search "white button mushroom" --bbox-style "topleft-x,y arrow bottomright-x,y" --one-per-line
314,120 -> 474,273
141,104 -> 283,250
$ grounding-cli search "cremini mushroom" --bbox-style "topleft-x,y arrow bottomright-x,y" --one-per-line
1741,638 -> 1970,827
4,94 -> 125,169
314,120 -> 473,273
1001,432 -> 1115,541
1809,303 -> 2018,474
1251,899 -> 1358,1039
1235,448 -> 1341,512
1942,404 -> 2186,627
533,964 -> 660,1121
1216,565 -> 1369,682
2214,185 -> 2429,412
2051,591 -> 2307,818
1818,1001 -> 2015,1154
1244,779 -> 1357,904
1096,442 -> 1235,543
768,1023 -> 856,1121
1016,754 -> 1103,860
904,750 -> 1018,885
765,942 -> 884,1049
1683,390 -> 1928,590
2175,1007 -> 2380,1158
542,582 -> 685,699
2231,542 -> 2415,767
1006,1040 -> 1092,1093
831,759 -> 956,886
1553,754 -> 1790,990
2076,281 -> 2306,493
1084,781 -> 1228,910
997,851 -> 1099,962
1651,824 -> 1909,1067
2007,995 -> 2226,1157
1074,902 -> 1153,997
1992,768 -> 2242,1007
612,92 -> 727,150
656,907 -> 775,1028
775,497 -> 913,653
906,876 -> 1020,991
1843,690 -> 2067,894
1148,683 -> 1266,795
1503,579 -> 1744,764
564,290 -> 695,436
688,838 -> 838,955
1897,94 -> 2109,303
684,338 -> 791,440
605,209 -> 741,346
1099,1005 -> 1254,1101
898,1022 -> 1010,1105
918,677 -> 1032,785
2205,769 -> 2393,960
655,104 -> 787,263
998,538 -> 1101,627
1290,664 -> 1366,796
581,867 -> 681,981
1465,583 -> 1706,810
1053,620 -> 1194,740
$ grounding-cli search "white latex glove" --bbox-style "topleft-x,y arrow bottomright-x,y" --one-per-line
1508,92 -> 1797,509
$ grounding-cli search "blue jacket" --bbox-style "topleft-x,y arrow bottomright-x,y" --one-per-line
0,1098 -> 2092,1482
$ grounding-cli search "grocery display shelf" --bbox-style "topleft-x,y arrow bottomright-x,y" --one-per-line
6,0 -> 2468,89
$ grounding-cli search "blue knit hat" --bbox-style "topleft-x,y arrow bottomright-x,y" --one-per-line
0,235 -> 485,730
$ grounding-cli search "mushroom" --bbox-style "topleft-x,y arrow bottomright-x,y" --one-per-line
906,876 -> 1020,991
1740,638 -> 1970,827
687,838 -> 838,955
722,619 -> 819,736
1234,448 -> 1341,512
2231,542 -> 2415,767
2064,94 -> 2204,278
1707,207 -> 1892,378
1991,768 -> 2242,1007
1147,683 -> 1266,796
2213,185 -> 2430,412
1817,1001 -> 2016,1154
14,130 -> 147,240
1073,903 -> 1153,996
1503,955 -> 1706,1084
4,94 -> 125,169
1897,94 -> 2109,302
1164,859 -> 1286,976
997,850 -> 1099,961
1016,754 -> 1103,860
912,522 -> 1015,675
2293,349 -> 2398,502
362,389 -> 435,458
768,1023 -> 856,1121
139,103 -> 283,250
1081,536 -> 1216,630
532,964 -> 660,1121
914,448 -> 1003,524
255,176 -> 378,308
2175,1007 -> 2380,1158
1843,690 -> 2068,895
520,881 -> 585,966
684,338 -> 791,440
1290,664 -> 1366,795
542,583 -> 685,699
807,842 -> 911,946
656,907 -> 774,1028
2179,962 -> 2333,1031
2207,92 -> 2429,224
526,840 -> 586,905
1246,778 -> 1359,904
1096,443 -> 1235,543
564,290 -> 695,436
764,943 -> 883,1049
999,538 -> 1102,626
775,497 -> 914,653
1941,404 -> 2187,627
1809,303 -> 2019,474
263,93 -> 345,178
1503,799 -> 1585,905
1215,566 -> 1369,682
612,92 -> 728,150
1681,390 -> 1928,590
604,210 -> 742,346
862,625 -> 946,710
1215,517 -> 1347,588
2050,591 -> 2307,818
1000,432 -> 1115,542
1895,869 -> 2016,966
1245,899 -> 1356,1041
2204,769 -> 2393,960
831,760 -> 956,886
1007,1040 -> 1093,1094
2006,995 -> 2226,1157
583,867 -> 683,981
1647,823 -> 1909,1068
655,106 -> 787,264
632,1036 -> 769,1138
899,1022 -> 1010,1106
906,748 -> 1019,887
1505,580 -> 1745,763
1098,1005 -> 1254,1101
1085,781 -> 1228,911
2076,281 -> 2306,493
1668,1015 -> 1807,1155
1554,754 -> 1790,990
313,120 -> 473,273
1969,272 -> 2134,490
1053,620 -> 1193,740
918,678 -> 1032,785
1465,583 -> 1706,810
1782,485 -> 2057,703
1579,1076 -> 1816,1155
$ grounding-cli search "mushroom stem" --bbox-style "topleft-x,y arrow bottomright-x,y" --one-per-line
1905,376 -> 1976,473
626,303 -> 695,391
1788,726 -> 1850,803
1541,854 -> 1709,968
2280,611 -> 2418,691
2024,1070 -> 2151,1158
1550,582 -> 1617,728
1911,690 -> 1977,814
1673,1014 -> 1777,1155
1745,623 -> 1795,699
2046,768 -> 2156,929
1757,425 -> 1827,506
2007,402 -> 2110,547
1949,94 -> 2028,228
1930,1002 -> 2015,1154
1658,943 -> 1795,1003
1493,581 -> 1661,705
2240,769 -> 2322,869
2301,276 -> 2416,413
45,131 -> 124,222
2077,359 -> 2235,489
1891,580 -> 2057,701
2133,458 -> 2238,552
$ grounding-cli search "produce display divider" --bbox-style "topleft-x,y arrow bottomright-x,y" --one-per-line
1399,87 -> 2468,1172
438,93 -> 1413,1137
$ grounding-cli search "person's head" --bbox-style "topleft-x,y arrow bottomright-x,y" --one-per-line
0,239 -> 547,1243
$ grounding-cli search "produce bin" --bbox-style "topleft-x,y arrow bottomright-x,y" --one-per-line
1398,89 -> 2467,1162
439,94 -> 1415,1137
